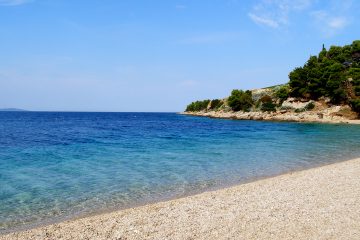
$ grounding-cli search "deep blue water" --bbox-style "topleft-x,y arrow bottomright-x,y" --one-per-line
1,112 -> 360,232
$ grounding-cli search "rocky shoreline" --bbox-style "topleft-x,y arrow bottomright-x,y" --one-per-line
181,106 -> 360,124
182,94 -> 360,124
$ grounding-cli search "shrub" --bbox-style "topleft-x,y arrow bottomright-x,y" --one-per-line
280,106 -> 294,111
261,102 -> 276,112
295,108 -> 306,113
260,95 -> 272,103
185,99 -> 210,112
275,86 -> 290,102
228,90 -> 254,112
294,102 -> 315,113
304,102 -> 315,110
209,99 -> 222,110
355,86 -> 360,96
259,95 -> 276,112
255,100 -> 261,109
350,99 -> 360,113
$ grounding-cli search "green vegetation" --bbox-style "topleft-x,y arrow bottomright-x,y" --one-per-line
259,95 -> 276,112
185,40 -> 360,115
185,99 -> 223,111
185,100 -> 210,112
294,102 -> 316,113
275,85 -> 290,103
264,84 -> 284,90
209,99 -> 223,110
228,90 -> 253,111
294,108 -> 305,113
261,102 -> 276,112
289,40 -> 360,105
351,99 -> 360,113
305,102 -> 315,110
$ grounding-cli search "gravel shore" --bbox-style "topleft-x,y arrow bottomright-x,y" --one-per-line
2,158 -> 360,240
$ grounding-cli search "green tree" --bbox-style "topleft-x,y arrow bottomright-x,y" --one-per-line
326,71 -> 347,103
209,99 -> 223,110
351,40 -> 360,54
185,40 -> 360,117
289,67 -> 308,98
228,89 -> 253,111
288,42 -> 356,103
350,99 -> 360,113
259,95 -> 276,112
275,85 -> 290,102
328,46 -> 344,62
307,61 -> 325,99
185,100 -> 210,112
318,44 -> 327,61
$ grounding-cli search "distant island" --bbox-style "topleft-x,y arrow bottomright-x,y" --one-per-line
0,108 -> 28,112
183,40 -> 360,124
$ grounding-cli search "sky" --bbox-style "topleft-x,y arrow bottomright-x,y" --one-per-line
0,0 -> 359,112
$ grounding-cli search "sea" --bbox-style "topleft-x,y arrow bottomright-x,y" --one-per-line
1,112 -> 360,233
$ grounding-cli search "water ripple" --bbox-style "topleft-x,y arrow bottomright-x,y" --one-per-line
0,112 -> 360,232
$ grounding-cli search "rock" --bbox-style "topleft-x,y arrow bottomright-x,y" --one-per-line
181,100 -> 358,124
281,99 -> 312,110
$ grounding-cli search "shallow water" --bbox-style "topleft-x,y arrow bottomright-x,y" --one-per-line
1,112 -> 360,232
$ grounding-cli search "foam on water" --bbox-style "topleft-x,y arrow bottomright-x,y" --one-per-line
1,112 -> 360,232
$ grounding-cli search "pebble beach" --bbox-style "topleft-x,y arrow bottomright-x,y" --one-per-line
2,158 -> 360,240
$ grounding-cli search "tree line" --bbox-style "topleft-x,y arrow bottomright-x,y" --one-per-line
185,40 -> 360,114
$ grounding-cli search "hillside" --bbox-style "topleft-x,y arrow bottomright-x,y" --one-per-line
184,40 -> 360,123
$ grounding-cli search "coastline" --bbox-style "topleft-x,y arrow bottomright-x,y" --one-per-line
181,110 -> 360,124
2,158 -> 360,239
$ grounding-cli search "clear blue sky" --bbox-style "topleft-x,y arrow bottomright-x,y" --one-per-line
1,0 -> 359,112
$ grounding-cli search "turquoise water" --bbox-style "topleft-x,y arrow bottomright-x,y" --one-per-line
1,112 -> 360,233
